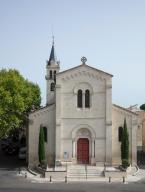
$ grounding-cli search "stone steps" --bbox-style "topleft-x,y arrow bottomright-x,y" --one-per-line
67,165 -> 104,178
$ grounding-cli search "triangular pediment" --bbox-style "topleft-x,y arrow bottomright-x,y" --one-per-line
57,64 -> 113,80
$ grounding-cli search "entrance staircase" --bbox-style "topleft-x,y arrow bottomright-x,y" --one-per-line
67,165 -> 104,180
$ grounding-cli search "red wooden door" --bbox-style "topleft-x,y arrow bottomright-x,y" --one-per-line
77,138 -> 89,164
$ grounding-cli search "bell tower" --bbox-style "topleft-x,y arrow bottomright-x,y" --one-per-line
45,39 -> 60,105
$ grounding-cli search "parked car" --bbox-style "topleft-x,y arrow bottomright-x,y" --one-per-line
18,147 -> 26,160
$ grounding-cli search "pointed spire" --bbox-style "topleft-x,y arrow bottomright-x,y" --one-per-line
47,37 -> 56,66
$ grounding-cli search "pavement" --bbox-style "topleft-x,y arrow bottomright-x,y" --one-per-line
1,169 -> 145,192
1,164 -> 145,192
0,142 -> 145,188
12,165 -> 144,184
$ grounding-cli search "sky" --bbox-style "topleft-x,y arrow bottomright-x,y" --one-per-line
0,0 -> 145,107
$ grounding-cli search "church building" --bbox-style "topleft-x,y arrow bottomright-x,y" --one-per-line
28,42 -> 138,168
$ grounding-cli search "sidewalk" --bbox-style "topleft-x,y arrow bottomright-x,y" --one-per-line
18,167 -> 145,184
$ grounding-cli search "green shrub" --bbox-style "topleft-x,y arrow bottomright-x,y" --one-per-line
121,118 -> 129,167
38,127 -> 46,165
122,159 -> 130,169
140,104 -> 145,111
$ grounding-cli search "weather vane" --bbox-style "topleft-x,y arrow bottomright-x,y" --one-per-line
81,56 -> 87,64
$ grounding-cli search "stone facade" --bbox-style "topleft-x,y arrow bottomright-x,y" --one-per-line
128,105 -> 145,152
28,104 -> 55,167
139,111 -> 145,152
28,44 -> 138,168
112,104 -> 137,165
55,64 -> 112,165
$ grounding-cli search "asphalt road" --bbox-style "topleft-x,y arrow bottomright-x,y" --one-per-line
0,167 -> 145,192
0,181 -> 145,192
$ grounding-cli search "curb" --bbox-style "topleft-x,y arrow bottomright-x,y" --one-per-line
27,167 -> 38,176
133,165 -> 139,176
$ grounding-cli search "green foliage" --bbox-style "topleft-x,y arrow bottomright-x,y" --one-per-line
0,69 -> 41,138
38,127 -> 45,165
140,104 -> 145,111
122,159 -> 130,169
121,118 -> 129,168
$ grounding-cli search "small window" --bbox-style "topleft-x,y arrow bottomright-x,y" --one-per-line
43,127 -> 47,142
77,89 -> 82,108
54,71 -> 56,83
85,89 -> 90,108
50,83 -> 55,91
50,70 -> 52,79
118,127 -> 123,142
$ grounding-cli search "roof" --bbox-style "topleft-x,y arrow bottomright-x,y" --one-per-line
47,43 -> 56,65
57,63 -> 113,77
29,103 -> 54,114
113,104 -> 138,116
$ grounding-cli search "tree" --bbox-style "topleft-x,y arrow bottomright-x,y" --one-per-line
140,104 -> 145,111
121,118 -> 129,168
0,69 -> 41,138
38,127 -> 45,165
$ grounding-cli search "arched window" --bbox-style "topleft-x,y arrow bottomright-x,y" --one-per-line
85,89 -> 90,108
118,127 -> 123,142
50,83 -> 55,91
50,70 -> 52,79
43,127 -> 47,142
54,71 -> 56,83
77,89 -> 82,108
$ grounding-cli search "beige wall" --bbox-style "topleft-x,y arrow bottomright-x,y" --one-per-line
127,107 -> 145,153
28,63 -> 138,167
112,105 -> 138,165
55,64 -> 112,165
28,105 -> 55,168
136,110 -> 145,152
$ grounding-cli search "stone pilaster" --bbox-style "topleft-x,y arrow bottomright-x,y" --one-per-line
105,79 -> 112,165
55,84 -> 61,161
131,116 -> 138,165
91,139 -> 95,165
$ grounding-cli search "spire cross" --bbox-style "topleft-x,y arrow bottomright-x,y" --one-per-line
52,35 -> 55,45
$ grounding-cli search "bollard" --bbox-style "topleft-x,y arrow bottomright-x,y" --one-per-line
50,176 -> 52,182
123,176 -> 125,183
65,176 -> 67,183
109,176 -> 111,183
25,172 -> 27,178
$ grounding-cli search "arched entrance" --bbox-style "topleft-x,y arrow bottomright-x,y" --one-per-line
72,126 -> 96,165
77,138 -> 89,164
